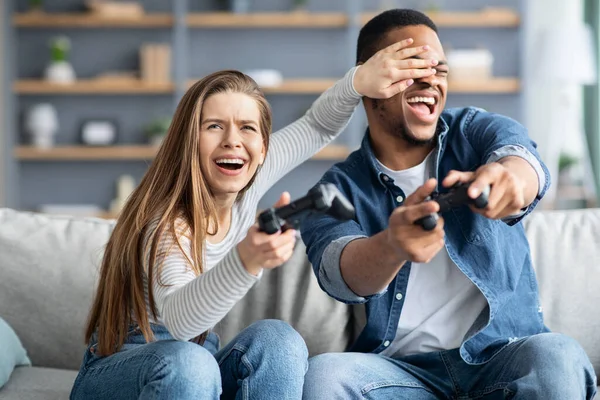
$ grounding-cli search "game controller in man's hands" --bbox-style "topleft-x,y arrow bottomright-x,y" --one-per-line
414,182 -> 491,231
258,183 -> 356,234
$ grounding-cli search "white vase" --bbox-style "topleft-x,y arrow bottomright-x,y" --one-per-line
26,103 -> 59,148
45,61 -> 76,84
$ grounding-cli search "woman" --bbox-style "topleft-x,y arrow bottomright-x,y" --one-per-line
70,39 -> 437,400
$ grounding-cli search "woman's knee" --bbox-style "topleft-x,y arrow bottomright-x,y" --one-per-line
244,319 -> 308,361
148,341 -> 221,394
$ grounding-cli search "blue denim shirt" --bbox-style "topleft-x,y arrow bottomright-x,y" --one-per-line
301,107 -> 552,365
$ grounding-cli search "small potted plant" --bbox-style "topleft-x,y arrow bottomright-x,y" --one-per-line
558,152 -> 579,185
44,36 -> 76,84
144,117 -> 172,147
28,0 -> 43,13
292,0 -> 308,12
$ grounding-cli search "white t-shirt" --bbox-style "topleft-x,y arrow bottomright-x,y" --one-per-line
376,155 -> 488,358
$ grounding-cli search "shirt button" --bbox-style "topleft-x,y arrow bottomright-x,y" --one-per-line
396,195 -> 404,203
395,293 -> 403,300
382,175 -> 389,182
383,340 -> 390,347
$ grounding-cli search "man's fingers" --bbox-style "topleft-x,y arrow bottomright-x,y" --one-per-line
400,201 -> 439,224
442,170 -> 474,188
470,165 -> 503,198
381,38 -> 415,53
404,178 -> 438,206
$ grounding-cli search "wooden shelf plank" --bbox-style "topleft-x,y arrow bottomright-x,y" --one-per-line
361,8 -> 520,27
13,12 -> 173,27
14,145 -> 350,161
13,9 -> 518,29
189,78 -> 519,95
187,12 -> 347,28
14,146 -> 158,160
449,78 -> 520,93
14,80 -> 174,94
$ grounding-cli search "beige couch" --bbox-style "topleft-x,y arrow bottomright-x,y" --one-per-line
0,208 -> 598,399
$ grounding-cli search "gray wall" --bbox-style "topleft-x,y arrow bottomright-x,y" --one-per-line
10,0 -> 523,211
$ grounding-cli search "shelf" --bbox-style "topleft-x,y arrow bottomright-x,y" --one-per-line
14,145 -> 350,161
13,9 -> 519,29
14,80 -> 174,95
188,78 -> 519,95
187,12 -> 347,28
13,12 -> 173,28
361,8 -> 520,28
448,78 -> 519,93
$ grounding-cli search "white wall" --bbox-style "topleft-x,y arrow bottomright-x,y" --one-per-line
522,0 -> 585,205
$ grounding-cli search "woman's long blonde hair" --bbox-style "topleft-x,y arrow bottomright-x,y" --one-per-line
85,70 -> 272,356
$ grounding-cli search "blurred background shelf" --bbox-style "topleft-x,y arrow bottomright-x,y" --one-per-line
187,12 -> 347,28
187,78 -> 520,95
14,145 -> 351,161
14,9 -> 519,29
360,8 -> 520,27
14,80 -> 175,95
13,12 -> 173,27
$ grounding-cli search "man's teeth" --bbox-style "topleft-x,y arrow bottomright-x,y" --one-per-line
216,158 -> 245,165
407,96 -> 436,105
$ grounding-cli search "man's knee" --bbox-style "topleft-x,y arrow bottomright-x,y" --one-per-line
516,333 -> 595,394
148,341 -> 221,394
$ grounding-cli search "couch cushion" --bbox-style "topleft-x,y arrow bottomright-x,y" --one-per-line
0,209 -> 114,370
0,317 -> 31,389
523,208 -> 600,376
214,239 -> 354,356
0,366 -> 77,400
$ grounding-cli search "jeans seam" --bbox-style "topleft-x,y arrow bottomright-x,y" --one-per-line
240,352 -> 254,400
216,343 -> 249,367
440,352 -> 461,397
361,381 -> 434,396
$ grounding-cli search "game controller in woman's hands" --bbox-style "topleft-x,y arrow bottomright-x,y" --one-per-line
415,182 -> 491,231
258,183 -> 355,234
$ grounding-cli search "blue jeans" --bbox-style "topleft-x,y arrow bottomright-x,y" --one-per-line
303,333 -> 597,399
70,319 -> 308,400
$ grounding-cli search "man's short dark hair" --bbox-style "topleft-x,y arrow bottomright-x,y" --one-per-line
356,9 -> 438,64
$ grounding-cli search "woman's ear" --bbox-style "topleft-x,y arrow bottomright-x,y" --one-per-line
259,144 -> 266,165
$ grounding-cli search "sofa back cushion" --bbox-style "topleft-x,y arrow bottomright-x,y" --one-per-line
523,208 -> 600,375
0,209 -> 114,370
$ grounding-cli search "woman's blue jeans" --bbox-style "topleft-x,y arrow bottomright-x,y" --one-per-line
70,319 -> 308,400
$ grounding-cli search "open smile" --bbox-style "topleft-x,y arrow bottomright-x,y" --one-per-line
405,93 -> 440,124
214,157 -> 247,176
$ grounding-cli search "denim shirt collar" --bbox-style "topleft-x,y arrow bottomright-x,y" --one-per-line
360,116 -> 450,189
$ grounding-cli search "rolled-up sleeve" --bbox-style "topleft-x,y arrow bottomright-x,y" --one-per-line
464,108 -> 551,225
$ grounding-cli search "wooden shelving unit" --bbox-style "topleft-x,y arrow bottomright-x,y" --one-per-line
13,12 -> 173,28
361,8 -> 520,28
188,78 -> 519,95
14,80 -> 174,95
449,77 -> 520,94
187,12 -> 347,28
14,144 -> 350,161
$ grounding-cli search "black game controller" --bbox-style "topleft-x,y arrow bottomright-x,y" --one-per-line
415,182 -> 491,231
258,183 -> 356,234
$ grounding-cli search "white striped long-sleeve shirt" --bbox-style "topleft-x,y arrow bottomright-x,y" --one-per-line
144,67 -> 361,341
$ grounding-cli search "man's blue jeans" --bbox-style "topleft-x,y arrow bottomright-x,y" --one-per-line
303,333 -> 597,399
70,319 -> 308,400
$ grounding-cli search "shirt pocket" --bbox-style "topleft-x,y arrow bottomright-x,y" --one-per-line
450,206 -> 499,243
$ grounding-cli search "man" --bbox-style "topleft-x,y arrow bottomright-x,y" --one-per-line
301,9 -> 597,399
